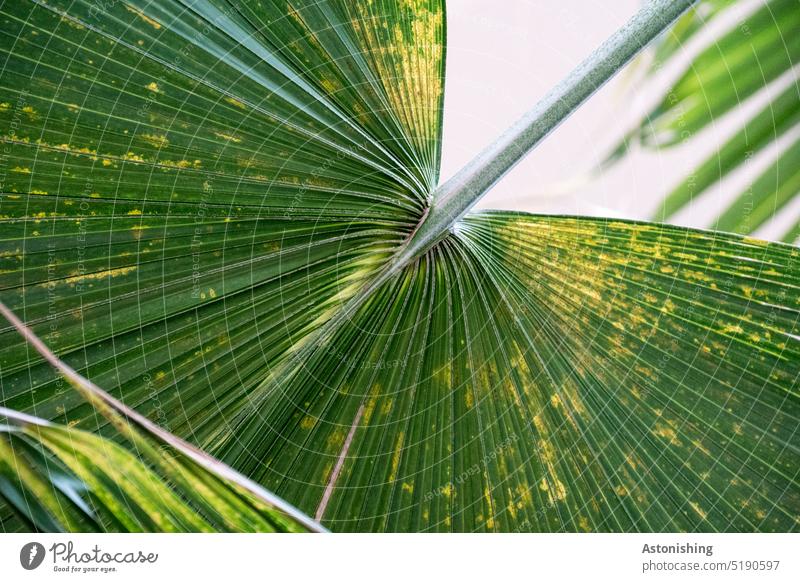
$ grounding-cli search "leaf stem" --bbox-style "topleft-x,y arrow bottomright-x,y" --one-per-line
392,0 -> 697,269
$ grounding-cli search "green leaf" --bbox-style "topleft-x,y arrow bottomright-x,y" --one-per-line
780,218 -> 800,245
0,0 -> 444,531
0,0 -> 443,436
650,0 -> 734,66
215,213 -> 800,532
614,0 -> 800,236
715,134 -> 800,234
0,411 -> 322,532
2,0 -> 798,534
656,84 -> 800,221
641,0 -> 799,147
0,303 -> 323,532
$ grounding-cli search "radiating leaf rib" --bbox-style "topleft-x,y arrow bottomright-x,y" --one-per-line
211,213 -> 799,532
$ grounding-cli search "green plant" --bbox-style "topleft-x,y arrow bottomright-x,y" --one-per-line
608,0 -> 800,241
0,303 -> 321,532
0,0 -> 797,533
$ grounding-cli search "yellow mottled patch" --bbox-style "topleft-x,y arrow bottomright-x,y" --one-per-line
300,416 -> 316,430
214,132 -> 242,143
401,482 -> 414,494
723,324 -> 746,336
464,389 -> 474,409
689,501 -> 708,520
162,159 -> 201,169
691,439 -> 711,456
126,6 -> 162,29
653,424 -> 679,445
145,82 -> 160,93
125,152 -> 146,163
539,477 -> 566,504
327,428 -> 346,448
578,516 -> 592,531
11,166 -> 31,174
483,483 -> 495,525
127,209 -> 142,215
225,97 -> 247,109
320,78 -> 342,94
61,266 -> 137,285
433,363 -> 452,386
614,485 -> 627,496
141,133 -> 169,149
515,484 -> 532,507
742,236 -> 768,247
388,431 -> 406,484
660,298 -> 676,314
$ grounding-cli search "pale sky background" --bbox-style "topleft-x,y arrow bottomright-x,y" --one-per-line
439,0 -> 800,242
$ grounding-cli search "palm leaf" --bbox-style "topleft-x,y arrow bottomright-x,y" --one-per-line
2,0 -> 798,533
216,213 -> 800,531
0,0 -> 442,440
1,409 -> 321,532
0,305 -> 323,532
0,0 -> 444,531
612,0 -> 800,239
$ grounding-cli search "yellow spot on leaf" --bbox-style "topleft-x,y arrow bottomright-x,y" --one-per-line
214,132 -> 242,143
141,133 -> 169,149
61,266 -> 137,285
126,6 -> 162,29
